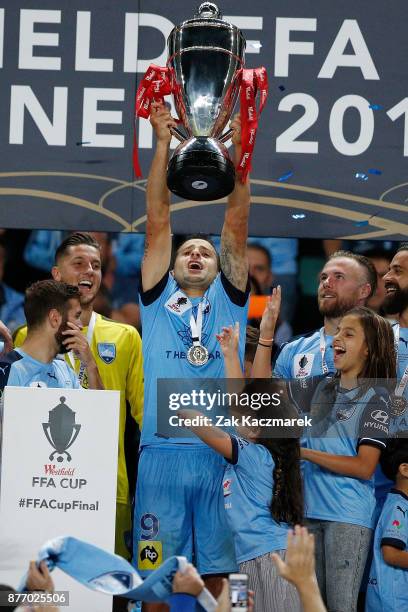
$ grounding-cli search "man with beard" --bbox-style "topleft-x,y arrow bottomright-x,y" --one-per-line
0,280 -> 102,391
274,251 -> 377,378
383,243 -> 408,433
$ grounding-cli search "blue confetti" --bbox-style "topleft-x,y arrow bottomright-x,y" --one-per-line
368,168 -> 382,175
278,171 -> 293,182
292,213 -> 306,220
369,104 -> 383,110
278,85 -> 286,91
355,172 -> 368,181
355,220 -> 369,227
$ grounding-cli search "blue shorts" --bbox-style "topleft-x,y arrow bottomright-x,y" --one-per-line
133,445 -> 237,576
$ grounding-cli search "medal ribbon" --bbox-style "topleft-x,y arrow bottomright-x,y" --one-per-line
67,311 -> 97,387
319,327 -> 329,375
189,302 -> 205,347
237,66 -> 268,182
393,324 -> 408,397
133,64 -> 175,178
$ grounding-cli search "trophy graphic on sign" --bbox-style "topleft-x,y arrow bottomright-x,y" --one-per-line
42,396 -> 81,462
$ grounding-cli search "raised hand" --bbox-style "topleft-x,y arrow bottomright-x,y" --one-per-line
260,286 -> 281,341
150,101 -> 178,144
272,525 -> 316,586
230,113 -> 242,146
216,322 -> 240,360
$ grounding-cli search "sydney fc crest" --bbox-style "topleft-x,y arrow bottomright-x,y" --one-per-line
97,343 -> 116,364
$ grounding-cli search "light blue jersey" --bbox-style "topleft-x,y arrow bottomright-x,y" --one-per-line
0,349 -> 80,390
134,270 -> 249,575
390,325 -> 408,435
374,326 -> 408,509
303,382 -> 390,528
366,489 -> 408,612
274,328 -> 334,379
139,271 -> 249,447
222,435 -> 289,564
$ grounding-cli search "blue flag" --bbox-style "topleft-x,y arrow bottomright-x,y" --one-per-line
20,536 -> 216,611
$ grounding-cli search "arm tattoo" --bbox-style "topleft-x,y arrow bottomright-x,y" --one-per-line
220,232 -> 248,292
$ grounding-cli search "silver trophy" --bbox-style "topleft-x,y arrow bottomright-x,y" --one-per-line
167,2 -> 245,201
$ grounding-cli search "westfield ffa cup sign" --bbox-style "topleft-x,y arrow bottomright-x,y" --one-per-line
0,387 -> 120,612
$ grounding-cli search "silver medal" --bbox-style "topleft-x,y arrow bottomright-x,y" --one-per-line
187,344 -> 209,366
391,394 -> 407,417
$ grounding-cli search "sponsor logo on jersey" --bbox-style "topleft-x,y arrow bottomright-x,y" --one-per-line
97,343 -> 116,364
336,405 -> 357,421
138,541 -> 162,570
0,364 -> 9,376
223,478 -> 232,497
30,381 -> 47,388
165,291 -> 190,315
370,409 -> 389,424
294,353 -> 315,378
397,505 -> 407,517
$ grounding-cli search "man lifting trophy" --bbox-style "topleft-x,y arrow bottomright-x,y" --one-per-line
136,2 -> 267,200
133,6 -> 269,608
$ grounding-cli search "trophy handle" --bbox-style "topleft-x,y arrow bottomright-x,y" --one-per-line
65,424 -> 81,451
219,128 -> 233,144
170,127 -> 186,143
42,423 -> 57,451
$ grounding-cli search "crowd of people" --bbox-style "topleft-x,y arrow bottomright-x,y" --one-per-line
0,103 -> 407,612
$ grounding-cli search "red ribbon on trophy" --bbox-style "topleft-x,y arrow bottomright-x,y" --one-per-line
133,64 -> 173,177
134,63 -> 268,182
237,67 -> 268,182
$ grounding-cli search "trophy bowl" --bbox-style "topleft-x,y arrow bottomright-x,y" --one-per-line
166,2 -> 246,201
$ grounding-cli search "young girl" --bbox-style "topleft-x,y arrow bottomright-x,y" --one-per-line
365,437 -> 408,612
178,322 -> 304,612
251,300 -> 396,611
300,307 -> 396,611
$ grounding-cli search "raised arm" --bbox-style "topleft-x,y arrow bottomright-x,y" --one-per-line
216,322 -> 244,379
220,114 -> 250,292
141,102 -> 178,292
251,286 -> 281,378
178,408 -> 233,460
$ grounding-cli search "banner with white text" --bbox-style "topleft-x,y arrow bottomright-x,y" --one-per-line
0,1 -> 406,238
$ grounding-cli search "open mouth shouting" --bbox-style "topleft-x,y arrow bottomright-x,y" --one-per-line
188,261 -> 203,273
333,343 -> 346,363
78,279 -> 93,292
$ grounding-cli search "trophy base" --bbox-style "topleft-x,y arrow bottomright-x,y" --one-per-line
167,137 -> 235,201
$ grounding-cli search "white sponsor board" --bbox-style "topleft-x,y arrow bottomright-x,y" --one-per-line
0,387 -> 120,612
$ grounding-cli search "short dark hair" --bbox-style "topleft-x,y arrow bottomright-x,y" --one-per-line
360,247 -> 391,263
380,437 -> 408,481
173,233 -> 220,269
247,242 -> 272,268
328,250 -> 377,297
24,280 -> 80,329
55,232 -> 100,264
396,242 -> 408,255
